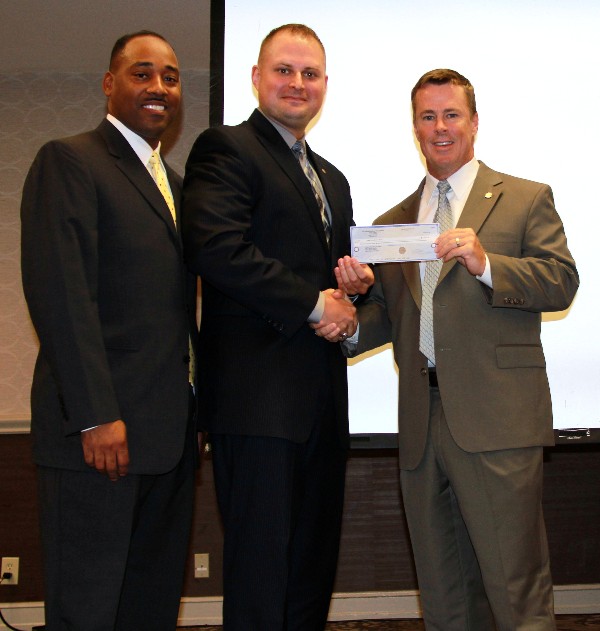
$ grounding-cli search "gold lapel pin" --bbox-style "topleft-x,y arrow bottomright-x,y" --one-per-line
484,192 -> 493,199
321,168 -> 327,174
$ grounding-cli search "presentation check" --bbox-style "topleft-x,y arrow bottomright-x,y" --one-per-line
350,224 -> 440,264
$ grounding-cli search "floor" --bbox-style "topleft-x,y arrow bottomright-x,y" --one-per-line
180,614 -> 600,630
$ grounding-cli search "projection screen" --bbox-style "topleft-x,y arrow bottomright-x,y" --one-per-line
221,0 -> 599,436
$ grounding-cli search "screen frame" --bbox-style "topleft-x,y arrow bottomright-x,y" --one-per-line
208,0 -> 598,446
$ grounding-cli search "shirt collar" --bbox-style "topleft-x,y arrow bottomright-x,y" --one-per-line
423,157 -> 480,203
106,114 -> 160,166
257,109 -> 303,150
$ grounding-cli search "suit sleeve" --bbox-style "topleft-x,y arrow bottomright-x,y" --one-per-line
486,184 -> 579,312
342,266 -> 394,358
182,127 -> 321,337
21,140 -> 121,433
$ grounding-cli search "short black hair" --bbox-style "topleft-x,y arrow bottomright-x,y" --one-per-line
109,30 -> 173,71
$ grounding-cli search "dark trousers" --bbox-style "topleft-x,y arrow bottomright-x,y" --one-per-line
211,407 -> 347,631
37,420 -> 196,631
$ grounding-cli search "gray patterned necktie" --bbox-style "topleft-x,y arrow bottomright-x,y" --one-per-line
419,180 -> 453,364
292,140 -> 331,246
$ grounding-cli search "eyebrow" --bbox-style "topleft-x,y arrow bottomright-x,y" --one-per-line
419,108 -> 459,115
132,61 -> 179,73
274,62 -> 321,70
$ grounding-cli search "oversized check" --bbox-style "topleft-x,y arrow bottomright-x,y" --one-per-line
350,224 -> 440,264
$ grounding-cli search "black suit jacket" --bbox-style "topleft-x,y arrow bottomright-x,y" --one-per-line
182,110 -> 353,444
21,119 -> 197,474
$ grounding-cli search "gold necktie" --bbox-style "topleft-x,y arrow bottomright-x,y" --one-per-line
148,151 -> 195,385
149,151 -> 176,225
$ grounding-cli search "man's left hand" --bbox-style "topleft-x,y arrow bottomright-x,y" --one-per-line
334,256 -> 375,295
435,228 -> 486,276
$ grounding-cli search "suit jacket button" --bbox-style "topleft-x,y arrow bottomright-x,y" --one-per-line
420,368 -> 427,377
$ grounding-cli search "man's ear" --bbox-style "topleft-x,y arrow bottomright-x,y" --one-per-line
103,71 -> 113,97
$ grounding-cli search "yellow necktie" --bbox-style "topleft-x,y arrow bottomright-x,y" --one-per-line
149,151 -> 177,225
148,151 -> 195,386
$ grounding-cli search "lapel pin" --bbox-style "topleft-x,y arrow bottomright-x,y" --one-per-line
485,192 -> 493,199
321,168 -> 327,174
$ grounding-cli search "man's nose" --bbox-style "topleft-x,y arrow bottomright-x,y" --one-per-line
147,76 -> 168,95
288,71 -> 304,89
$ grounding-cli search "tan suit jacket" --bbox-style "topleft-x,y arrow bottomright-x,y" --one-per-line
354,162 -> 579,470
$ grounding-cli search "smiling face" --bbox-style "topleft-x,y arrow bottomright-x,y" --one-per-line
413,82 -> 478,180
251,30 -> 327,138
103,35 -> 181,148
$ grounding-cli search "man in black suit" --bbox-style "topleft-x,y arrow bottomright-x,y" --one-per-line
21,31 -> 197,631
183,23 -> 365,631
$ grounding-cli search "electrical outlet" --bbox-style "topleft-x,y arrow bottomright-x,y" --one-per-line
194,553 -> 209,578
1,557 -> 19,585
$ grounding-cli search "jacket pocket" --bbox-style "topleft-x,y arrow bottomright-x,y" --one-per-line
496,344 -> 545,368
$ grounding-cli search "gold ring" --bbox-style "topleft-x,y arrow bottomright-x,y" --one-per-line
455,237 -> 460,247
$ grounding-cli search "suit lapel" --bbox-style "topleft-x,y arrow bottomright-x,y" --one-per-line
397,184 -> 424,309
457,161 -> 503,232
306,147 -> 338,257
437,161 -> 503,285
248,111 -> 330,258
98,120 -> 181,245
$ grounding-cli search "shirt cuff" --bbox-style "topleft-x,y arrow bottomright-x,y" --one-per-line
307,291 -> 325,323
476,254 -> 493,288
343,323 -> 360,348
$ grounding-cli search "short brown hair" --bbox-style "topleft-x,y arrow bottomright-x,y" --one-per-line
411,69 -> 476,120
257,24 -> 325,64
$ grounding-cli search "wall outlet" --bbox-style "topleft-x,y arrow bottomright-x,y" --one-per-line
194,553 -> 209,578
1,557 -> 19,585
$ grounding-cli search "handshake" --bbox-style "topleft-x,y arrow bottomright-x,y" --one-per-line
311,256 -> 374,343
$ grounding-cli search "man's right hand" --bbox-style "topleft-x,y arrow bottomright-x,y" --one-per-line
310,289 -> 357,342
81,419 -> 130,481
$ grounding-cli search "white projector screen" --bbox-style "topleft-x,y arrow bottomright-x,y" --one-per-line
222,0 -> 599,433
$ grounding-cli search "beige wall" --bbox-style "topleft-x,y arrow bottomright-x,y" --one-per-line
0,1 -> 212,428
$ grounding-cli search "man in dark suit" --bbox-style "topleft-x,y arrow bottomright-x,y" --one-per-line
182,23 -> 363,631
21,31 -> 197,631
324,69 -> 579,629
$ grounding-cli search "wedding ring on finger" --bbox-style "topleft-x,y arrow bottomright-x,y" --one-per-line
340,332 -> 348,341
455,237 -> 461,247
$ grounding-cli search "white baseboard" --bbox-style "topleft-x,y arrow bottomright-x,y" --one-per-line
2,585 -> 599,629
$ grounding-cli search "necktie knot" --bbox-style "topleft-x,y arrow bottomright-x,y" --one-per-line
437,179 -> 451,196
292,140 -> 305,160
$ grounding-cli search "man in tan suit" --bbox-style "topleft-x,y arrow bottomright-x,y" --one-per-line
317,69 -> 579,630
